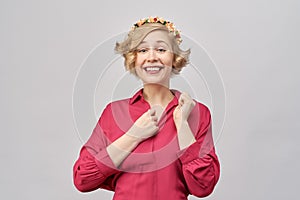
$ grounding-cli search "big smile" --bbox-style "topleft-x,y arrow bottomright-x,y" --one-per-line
143,66 -> 164,74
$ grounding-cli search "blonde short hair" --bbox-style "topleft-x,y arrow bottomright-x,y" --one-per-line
115,23 -> 190,75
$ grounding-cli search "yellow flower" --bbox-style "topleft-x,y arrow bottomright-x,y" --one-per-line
137,19 -> 146,26
158,17 -> 165,24
149,17 -> 155,23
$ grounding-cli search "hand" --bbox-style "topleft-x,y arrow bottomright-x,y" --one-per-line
173,92 -> 196,129
126,108 -> 159,142
107,108 -> 159,167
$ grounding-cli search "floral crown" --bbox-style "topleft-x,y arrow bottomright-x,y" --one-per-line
131,16 -> 182,45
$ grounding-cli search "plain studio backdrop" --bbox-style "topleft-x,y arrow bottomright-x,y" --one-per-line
1,0 -> 299,199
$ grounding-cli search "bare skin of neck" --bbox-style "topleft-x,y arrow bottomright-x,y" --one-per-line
143,84 -> 174,106
142,83 -> 174,120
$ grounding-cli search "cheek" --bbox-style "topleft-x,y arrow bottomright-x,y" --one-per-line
135,55 -> 145,66
162,54 -> 174,66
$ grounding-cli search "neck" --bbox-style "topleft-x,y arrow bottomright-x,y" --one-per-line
142,84 -> 174,107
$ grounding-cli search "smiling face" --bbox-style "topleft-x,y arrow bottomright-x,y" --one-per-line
134,30 -> 174,87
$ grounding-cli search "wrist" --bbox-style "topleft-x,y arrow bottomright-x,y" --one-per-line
124,132 -> 143,145
176,120 -> 196,150
175,120 -> 188,131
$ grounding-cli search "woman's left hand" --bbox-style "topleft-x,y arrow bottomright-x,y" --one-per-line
173,92 -> 196,129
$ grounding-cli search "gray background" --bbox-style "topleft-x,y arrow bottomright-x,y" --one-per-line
1,0 -> 299,199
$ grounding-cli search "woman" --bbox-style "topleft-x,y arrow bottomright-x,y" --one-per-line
73,17 -> 220,199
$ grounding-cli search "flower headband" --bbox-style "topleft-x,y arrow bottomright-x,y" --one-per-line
131,16 -> 182,45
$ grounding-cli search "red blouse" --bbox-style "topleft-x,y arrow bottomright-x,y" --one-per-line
73,89 -> 220,200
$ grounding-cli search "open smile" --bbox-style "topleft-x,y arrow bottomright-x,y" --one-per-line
143,66 -> 164,74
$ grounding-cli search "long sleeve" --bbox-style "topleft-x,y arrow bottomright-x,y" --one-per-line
73,104 -> 120,192
178,104 -> 220,197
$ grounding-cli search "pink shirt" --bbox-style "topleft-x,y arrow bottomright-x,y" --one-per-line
73,89 -> 220,200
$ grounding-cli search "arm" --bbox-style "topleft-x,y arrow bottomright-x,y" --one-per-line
73,104 -> 120,192
173,94 -> 220,197
73,146 -> 119,192
106,133 -> 141,167
179,124 -> 220,197
173,92 -> 197,150
73,134 -> 141,192
73,105 -> 159,192
107,108 -> 159,167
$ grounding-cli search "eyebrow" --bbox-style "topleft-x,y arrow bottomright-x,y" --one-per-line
138,40 -> 170,47
157,40 -> 170,47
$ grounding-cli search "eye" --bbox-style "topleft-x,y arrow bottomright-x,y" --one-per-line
156,48 -> 167,53
137,48 -> 148,53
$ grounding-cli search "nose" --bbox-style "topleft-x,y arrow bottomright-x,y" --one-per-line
147,49 -> 158,63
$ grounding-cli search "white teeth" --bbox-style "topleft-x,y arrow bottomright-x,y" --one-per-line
145,67 -> 161,71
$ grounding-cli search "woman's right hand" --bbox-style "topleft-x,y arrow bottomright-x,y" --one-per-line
126,108 -> 159,142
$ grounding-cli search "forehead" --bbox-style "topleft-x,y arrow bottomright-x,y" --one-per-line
140,30 -> 172,45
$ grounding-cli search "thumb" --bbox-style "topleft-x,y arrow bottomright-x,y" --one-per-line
148,108 -> 156,116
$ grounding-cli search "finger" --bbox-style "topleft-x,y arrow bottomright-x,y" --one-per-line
178,96 -> 184,106
151,116 -> 158,122
180,92 -> 188,98
181,93 -> 190,101
175,106 -> 181,111
152,121 -> 159,127
183,92 -> 192,98
148,108 -> 156,116
180,99 -> 184,106
180,92 -> 194,106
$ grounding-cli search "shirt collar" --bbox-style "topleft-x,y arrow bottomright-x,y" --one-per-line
129,88 -> 144,105
129,88 -> 181,105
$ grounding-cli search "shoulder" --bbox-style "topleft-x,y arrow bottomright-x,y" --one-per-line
99,98 -> 134,135
193,100 -> 211,122
195,101 -> 211,115
104,98 -> 131,110
100,98 -> 132,120
193,101 -> 212,137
